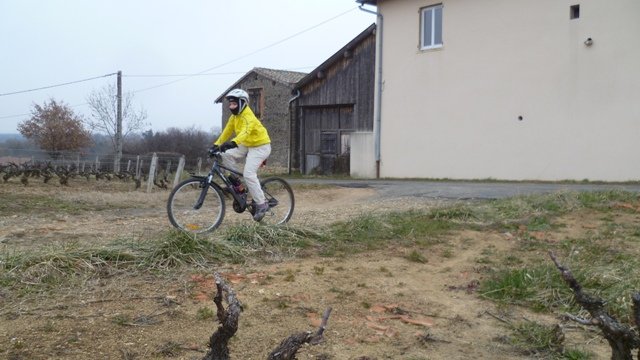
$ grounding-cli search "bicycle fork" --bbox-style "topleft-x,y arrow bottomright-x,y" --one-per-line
193,175 -> 212,210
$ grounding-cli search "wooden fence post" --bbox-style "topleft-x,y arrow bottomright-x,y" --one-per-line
135,155 -> 141,180
147,153 -> 158,193
126,160 -> 131,172
173,156 -> 185,188
197,157 -> 202,175
95,156 -> 100,172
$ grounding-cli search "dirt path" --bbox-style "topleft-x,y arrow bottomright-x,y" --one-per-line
0,181 -> 610,359
0,183 -> 448,250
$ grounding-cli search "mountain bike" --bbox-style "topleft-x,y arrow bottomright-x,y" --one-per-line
166,148 -> 294,233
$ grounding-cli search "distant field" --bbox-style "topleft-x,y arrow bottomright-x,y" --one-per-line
0,133 -> 24,142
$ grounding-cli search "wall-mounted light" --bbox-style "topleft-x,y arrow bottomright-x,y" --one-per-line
584,37 -> 593,46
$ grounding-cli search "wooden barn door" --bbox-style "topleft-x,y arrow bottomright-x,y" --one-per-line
302,106 -> 353,175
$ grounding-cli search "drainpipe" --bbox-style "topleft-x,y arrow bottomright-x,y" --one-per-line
288,90 -> 301,175
359,4 -> 383,178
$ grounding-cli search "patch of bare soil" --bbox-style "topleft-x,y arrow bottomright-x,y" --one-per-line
0,180 -> 610,359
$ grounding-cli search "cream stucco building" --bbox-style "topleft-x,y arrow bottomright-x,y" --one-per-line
355,0 -> 640,181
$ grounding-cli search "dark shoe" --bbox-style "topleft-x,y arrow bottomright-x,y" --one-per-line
253,202 -> 269,222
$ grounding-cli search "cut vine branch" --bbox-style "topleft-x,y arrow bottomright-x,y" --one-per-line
202,272 -> 242,360
549,251 -> 640,360
203,272 -> 333,360
268,307 -> 333,360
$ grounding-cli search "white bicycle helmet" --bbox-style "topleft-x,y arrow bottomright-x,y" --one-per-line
225,88 -> 249,115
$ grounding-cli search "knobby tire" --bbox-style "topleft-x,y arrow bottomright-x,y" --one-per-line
260,177 -> 295,225
167,178 -> 226,233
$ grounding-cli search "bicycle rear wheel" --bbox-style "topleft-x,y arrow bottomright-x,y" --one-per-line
260,177 -> 294,225
167,178 -> 225,233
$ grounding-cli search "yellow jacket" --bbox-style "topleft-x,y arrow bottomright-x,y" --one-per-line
214,106 -> 271,147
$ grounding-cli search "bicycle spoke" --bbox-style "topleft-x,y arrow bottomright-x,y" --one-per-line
167,179 -> 225,233
260,177 -> 294,225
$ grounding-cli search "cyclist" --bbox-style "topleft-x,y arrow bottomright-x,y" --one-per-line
210,88 -> 271,221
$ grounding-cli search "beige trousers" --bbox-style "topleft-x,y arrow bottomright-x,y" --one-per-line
221,143 -> 271,205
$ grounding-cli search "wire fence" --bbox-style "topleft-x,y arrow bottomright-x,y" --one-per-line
0,147 -> 208,191
0,147 -> 205,171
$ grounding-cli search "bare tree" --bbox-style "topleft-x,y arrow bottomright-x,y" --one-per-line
86,83 -> 148,172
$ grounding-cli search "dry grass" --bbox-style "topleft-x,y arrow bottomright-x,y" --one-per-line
2,179 -> 639,359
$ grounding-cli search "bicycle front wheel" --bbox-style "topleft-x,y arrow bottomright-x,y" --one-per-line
260,177 -> 294,225
167,178 -> 226,233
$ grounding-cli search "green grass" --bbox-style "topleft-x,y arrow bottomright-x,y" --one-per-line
509,321 -> 564,355
505,320 -> 596,359
405,250 -> 428,263
322,211 -> 452,255
222,223 -> 318,250
480,266 -> 567,311
196,307 -> 215,320
561,348 -> 596,360
481,219 -> 640,320
576,190 -> 638,209
429,204 -> 477,221
141,230 -> 231,268
476,191 -> 640,332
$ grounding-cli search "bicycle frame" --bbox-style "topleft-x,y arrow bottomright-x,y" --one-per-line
191,152 -> 248,211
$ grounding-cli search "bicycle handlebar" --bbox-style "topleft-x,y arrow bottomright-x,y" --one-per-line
208,147 -> 234,158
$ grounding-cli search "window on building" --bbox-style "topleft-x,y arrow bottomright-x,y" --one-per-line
321,132 -> 337,154
340,132 -> 351,155
248,88 -> 263,118
570,4 -> 580,19
420,4 -> 443,50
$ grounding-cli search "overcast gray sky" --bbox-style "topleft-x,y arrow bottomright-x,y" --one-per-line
0,0 -> 375,134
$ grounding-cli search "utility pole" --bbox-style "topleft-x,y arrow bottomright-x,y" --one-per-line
114,70 -> 123,173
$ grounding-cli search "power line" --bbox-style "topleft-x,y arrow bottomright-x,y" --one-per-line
0,6 -> 364,119
131,7 -> 358,93
1,7 -> 358,97
0,112 -> 30,120
124,66 -> 314,78
0,64 -> 310,119
0,102 -> 90,120
124,71 -> 247,78
0,73 -> 118,97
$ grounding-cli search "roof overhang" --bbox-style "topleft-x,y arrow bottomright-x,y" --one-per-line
295,23 -> 376,90
214,67 -> 306,103
356,0 -> 377,5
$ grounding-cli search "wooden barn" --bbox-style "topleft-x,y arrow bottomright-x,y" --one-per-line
215,67 -> 307,171
291,24 -> 376,176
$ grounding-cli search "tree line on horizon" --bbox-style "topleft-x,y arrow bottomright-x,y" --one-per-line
4,86 -> 219,163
